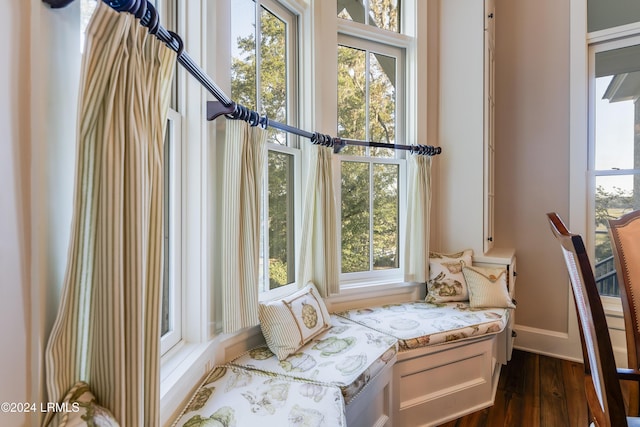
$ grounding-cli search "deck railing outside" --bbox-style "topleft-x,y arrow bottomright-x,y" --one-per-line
595,255 -> 619,296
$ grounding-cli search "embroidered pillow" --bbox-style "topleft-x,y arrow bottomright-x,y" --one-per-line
463,264 -> 516,309
58,381 -> 120,427
426,249 -> 473,303
258,282 -> 331,360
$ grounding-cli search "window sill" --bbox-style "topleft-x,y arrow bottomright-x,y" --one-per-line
327,280 -> 422,312
160,340 -> 216,426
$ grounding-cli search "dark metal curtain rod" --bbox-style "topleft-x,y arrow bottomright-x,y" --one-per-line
43,0 -> 442,157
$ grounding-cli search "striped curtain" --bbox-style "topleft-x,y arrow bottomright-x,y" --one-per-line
221,120 -> 267,333
297,146 -> 339,297
44,2 -> 176,426
404,154 -> 432,282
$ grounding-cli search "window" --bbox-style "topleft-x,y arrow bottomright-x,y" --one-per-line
337,12 -> 407,284
230,0 -> 300,293
590,38 -> 640,297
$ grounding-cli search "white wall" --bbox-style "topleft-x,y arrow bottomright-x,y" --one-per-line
0,1 -> 80,425
0,2 -> 30,424
494,0 -> 582,360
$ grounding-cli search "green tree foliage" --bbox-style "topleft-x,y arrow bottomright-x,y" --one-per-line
594,185 -> 632,262
341,162 -> 371,273
231,0 -> 401,279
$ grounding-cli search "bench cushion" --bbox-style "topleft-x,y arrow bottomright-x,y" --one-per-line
172,365 -> 346,427
231,315 -> 398,404
336,301 -> 508,351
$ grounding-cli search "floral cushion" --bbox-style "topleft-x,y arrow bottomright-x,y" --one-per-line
336,301 -> 508,351
231,315 -> 398,404
172,365 -> 346,427
58,381 -> 119,427
426,249 -> 473,303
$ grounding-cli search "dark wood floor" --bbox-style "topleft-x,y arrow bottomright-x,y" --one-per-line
438,349 -> 590,427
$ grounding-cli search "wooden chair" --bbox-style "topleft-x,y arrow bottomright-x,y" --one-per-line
547,212 -> 640,427
609,209 -> 640,416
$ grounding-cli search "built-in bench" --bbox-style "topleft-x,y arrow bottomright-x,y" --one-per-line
171,301 -> 513,427
172,247 -> 517,427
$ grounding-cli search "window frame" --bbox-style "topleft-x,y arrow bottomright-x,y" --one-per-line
160,108 -> 184,355
336,22 -> 409,287
230,0 -> 302,298
259,142 -> 302,298
588,33 -> 640,300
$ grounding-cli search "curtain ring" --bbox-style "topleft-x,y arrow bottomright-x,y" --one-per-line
141,2 -> 159,34
108,0 -> 135,12
128,0 -> 141,15
167,31 -> 185,57
248,110 -> 260,127
260,113 -> 269,129
134,0 -> 146,19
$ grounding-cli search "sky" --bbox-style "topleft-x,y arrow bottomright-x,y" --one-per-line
595,75 -> 637,193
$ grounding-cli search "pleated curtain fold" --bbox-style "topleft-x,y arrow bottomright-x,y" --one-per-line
298,146 -> 340,297
44,2 -> 176,426
221,120 -> 267,333
404,154 -> 432,283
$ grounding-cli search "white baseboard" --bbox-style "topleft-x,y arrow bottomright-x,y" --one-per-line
512,324 -> 582,362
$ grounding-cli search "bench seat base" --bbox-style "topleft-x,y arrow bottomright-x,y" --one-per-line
393,335 -> 500,427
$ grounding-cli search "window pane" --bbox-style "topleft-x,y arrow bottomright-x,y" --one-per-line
373,163 -> 399,269
260,7 -> 288,146
342,161 -> 371,273
368,0 -> 399,32
338,45 -> 367,156
594,175 -> 638,296
594,46 -> 640,171
337,0 -> 364,25
369,52 -> 396,158
231,0 -> 257,111
588,0 -> 640,33
268,151 -> 295,289
337,0 -> 400,32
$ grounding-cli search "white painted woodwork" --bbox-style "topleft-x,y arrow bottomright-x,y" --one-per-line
438,0 -> 496,255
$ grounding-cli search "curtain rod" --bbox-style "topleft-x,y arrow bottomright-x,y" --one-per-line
43,0 -> 442,157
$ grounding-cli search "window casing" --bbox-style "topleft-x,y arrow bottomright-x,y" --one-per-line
230,0 -> 301,296
336,15 -> 408,286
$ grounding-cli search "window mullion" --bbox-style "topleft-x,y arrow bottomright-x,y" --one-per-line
369,160 -> 375,271
365,49 -> 371,156
256,1 -> 262,113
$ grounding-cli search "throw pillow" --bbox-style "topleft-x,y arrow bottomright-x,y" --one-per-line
258,282 -> 331,360
426,249 -> 473,303
463,264 -> 516,309
58,381 -> 120,427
